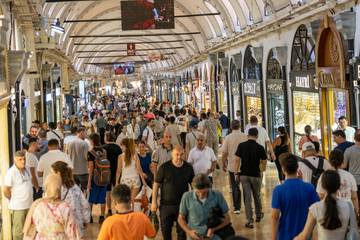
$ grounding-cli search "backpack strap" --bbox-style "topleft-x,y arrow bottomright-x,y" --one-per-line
300,159 -> 317,171
318,157 -> 324,171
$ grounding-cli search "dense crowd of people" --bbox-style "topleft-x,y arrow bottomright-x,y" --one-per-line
2,94 -> 360,240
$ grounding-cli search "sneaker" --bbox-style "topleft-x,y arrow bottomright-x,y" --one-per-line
256,212 -> 264,222
245,222 -> 254,228
233,210 -> 241,214
99,216 -> 105,224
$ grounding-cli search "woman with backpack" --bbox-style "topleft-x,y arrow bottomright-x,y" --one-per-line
51,161 -> 90,239
116,138 -> 147,208
295,170 -> 359,240
298,125 -> 320,157
87,133 -> 109,224
272,126 -> 291,182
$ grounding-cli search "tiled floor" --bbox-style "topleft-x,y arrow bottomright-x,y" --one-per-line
85,163 -> 281,239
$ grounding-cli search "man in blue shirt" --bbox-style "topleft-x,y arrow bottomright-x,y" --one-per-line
271,153 -> 319,240
333,129 -> 354,153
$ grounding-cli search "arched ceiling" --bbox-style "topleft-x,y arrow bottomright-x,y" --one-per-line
42,0 -> 292,73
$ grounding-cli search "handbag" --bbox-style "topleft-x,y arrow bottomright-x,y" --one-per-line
346,202 -> 360,240
207,207 -> 235,240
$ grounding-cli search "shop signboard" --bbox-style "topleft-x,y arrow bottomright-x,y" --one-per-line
243,79 -> 260,97
317,67 -> 343,89
290,70 -> 316,92
267,79 -> 284,95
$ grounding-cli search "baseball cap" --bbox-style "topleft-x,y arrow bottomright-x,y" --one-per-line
302,142 -> 315,152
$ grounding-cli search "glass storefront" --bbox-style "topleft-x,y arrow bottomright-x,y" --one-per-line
268,93 -> 285,140
293,91 -> 321,156
245,96 -> 263,124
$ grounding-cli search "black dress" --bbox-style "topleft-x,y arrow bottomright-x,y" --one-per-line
274,135 -> 289,181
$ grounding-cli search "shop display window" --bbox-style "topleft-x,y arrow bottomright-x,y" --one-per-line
293,91 -> 321,156
246,96 -> 262,125
268,94 -> 285,140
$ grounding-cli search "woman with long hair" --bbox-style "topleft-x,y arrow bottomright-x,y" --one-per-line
23,174 -> 81,239
316,149 -> 359,216
116,138 -> 146,207
272,126 -> 291,182
295,170 -> 357,240
51,161 -> 90,239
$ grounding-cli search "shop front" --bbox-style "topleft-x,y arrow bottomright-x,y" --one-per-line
229,59 -> 241,120
290,24 -> 320,156
266,48 -> 288,140
242,46 -> 264,126
316,16 -> 349,156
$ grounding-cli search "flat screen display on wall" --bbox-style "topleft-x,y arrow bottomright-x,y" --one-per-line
114,63 -> 135,75
121,0 -> 175,30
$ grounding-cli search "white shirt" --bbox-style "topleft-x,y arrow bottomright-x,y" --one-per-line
187,146 -> 217,176
4,165 -> 33,210
317,169 -> 357,201
126,124 -> 140,140
64,135 -> 77,146
26,152 -> 42,186
298,156 -> 331,184
221,130 -> 248,173
143,127 -> 156,151
47,129 -> 64,141
244,125 -> 270,149
37,150 -> 73,187
310,199 -> 350,240
344,127 -> 356,142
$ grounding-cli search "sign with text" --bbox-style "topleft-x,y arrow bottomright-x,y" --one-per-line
290,70 -> 316,92
127,43 -> 136,56
267,79 -> 284,95
243,80 -> 260,97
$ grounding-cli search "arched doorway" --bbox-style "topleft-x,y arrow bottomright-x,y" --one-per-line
316,16 -> 349,156
290,24 -> 320,155
243,46 -> 264,126
266,49 -> 288,141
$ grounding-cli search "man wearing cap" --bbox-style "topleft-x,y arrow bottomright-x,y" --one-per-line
185,119 -> 201,160
298,142 -> 331,184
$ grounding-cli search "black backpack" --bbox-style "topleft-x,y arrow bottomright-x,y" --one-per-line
300,157 -> 324,186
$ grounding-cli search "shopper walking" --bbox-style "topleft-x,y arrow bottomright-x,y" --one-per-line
221,120 -> 247,214
337,115 -> 356,142
235,128 -> 267,228
295,170 -> 358,240
66,127 -> 89,191
272,126 -> 291,182
203,112 -> 222,158
98,184 -> 157,240
271,153 -> 319,240
151,145 -> 194,240
3,150 -> 33,240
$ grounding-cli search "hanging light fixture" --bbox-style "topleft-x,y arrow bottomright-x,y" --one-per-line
51,18 -> 65,34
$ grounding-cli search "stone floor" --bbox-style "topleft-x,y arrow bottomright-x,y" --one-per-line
85,163 -> 284,239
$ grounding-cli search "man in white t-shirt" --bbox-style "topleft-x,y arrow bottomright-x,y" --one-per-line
298,142 -> 331,184
142,119 -> 156,151
187,133 -> 217,182
37,139 -> 73,187
63,126 -> 78,153
26,137 -> 42,200
3,150 -> 33,240
337,116 -> 356,142
244,116 -> 275,161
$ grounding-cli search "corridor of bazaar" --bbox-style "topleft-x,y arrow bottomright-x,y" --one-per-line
1,0 -> 360,239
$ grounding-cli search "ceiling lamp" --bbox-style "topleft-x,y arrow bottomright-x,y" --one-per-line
51,19 -> 65,34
